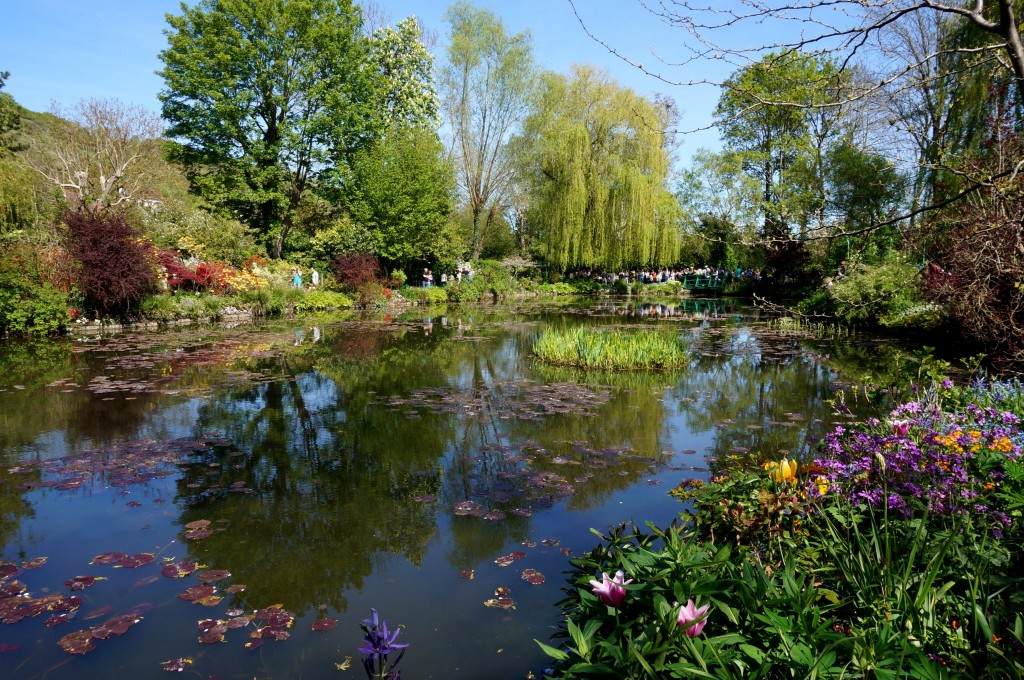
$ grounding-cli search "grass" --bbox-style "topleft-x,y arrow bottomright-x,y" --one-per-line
532,326 -> 689,370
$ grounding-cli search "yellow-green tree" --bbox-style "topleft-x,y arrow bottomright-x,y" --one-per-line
522,65 -> 680,271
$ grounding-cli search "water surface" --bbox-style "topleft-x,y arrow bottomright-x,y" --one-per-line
0,299 -> 905,678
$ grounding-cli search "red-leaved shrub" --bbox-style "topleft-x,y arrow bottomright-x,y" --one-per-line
63,208 -> 157,315
330,252 -> 384,291
158,250 -> 233,293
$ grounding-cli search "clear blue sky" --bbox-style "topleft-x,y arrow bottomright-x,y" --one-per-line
0,0 -> 740,164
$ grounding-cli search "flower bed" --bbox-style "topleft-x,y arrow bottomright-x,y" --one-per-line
541,380 -> 1024,677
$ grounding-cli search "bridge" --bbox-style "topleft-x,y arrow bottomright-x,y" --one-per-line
679,275 -> 727,292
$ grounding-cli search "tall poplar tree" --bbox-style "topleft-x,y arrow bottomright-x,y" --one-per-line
523,65 -> 680,272
440,1 -> 535,260
158,0 -> 371,259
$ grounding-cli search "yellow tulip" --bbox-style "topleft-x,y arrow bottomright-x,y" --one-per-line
771,457 -> 797,484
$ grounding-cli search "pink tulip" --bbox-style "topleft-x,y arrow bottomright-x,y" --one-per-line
589,570 -> 632,607
677,599 -> 710,637
892,420 -> 910,436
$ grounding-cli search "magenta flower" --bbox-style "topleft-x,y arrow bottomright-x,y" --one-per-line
589,570 -> 632,607
677,599 -> 710,637
891,420 -> 910,436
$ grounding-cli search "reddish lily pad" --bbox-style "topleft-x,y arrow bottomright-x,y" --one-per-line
198,624 -> 227,644
91,613 -> 142,639
58,629 -> 96,655
185,519 -> 211,530
20,556 -> 47,570
311,617 -> 337,632
195,595 -> 224,607
522,569 -> 546,585
483,597 -> 516,610
64,575 -> 105,591
161,561 -> 198,579
412,494 -> 436,503
161,658 -> 193,672
0,562 -> 17,578
244,638 -> 264,651
117,553 -> 155,569
184,528 -> 213,540
179,585 -> 216,602
45,613 -> 76,627
225,584 -> 247,594
91,552 -> 128,565
224,615 -> 250,629
458,570 -> 475,580
494,555 -> 515,567
197,569 -> 231,583
541,538 -> 561,547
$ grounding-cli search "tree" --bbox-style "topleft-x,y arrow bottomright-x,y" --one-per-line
158,0 -> 371,259
522,65 -> 680,272
441,0 -> 535,261
22,99 -> 162,211
346,126 -> 459,269
367,16 -> 439,130
0,70 -> 20,154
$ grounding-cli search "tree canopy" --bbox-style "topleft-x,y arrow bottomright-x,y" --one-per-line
522,65 -> 680,271
158,0 -> 372,259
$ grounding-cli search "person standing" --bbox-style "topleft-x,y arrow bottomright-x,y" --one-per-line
292,268 -> 303,288
310,267 -> 320,287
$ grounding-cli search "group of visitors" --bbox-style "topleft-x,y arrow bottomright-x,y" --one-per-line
291,267 -> 320,289
421,265 -> 474,288
572,266 -> 762,285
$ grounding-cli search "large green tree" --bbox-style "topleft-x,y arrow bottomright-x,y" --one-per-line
346,125 -> 459,269
158,0 -> 372,259
441,1 -> 535,261
522,65 -> 680,271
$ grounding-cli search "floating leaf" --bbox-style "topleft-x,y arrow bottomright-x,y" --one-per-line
20,557 -> 47,570
311,618 -> 337,632
185,520 -> 211,530
161,658 -> 193,672
91,552 -> 127,565
197,569 -> 231,583
522,569 -> 546,585
483,598 -> 515,610
198,624 -> 227,644
458,570 -> 475,580
162,562 -> 198,579
541,539 -> 560,547
44,613 -> 75,627
195,595 -> 224,607
184,528 -> 213,540
244,638 -> 264,651
117,553 -> 155,569
58,630 -> 96,655
91,613 -> 142,639
179,585 -> 216,602
494,555 -> 515,567
64,575 -> 105,591
225,584 -> 247,594
412,494 -> 436,503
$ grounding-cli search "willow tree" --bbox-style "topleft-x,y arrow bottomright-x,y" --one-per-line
523,65 -> 680,272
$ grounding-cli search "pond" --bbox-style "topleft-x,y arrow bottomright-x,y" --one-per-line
0,298 -> 914,678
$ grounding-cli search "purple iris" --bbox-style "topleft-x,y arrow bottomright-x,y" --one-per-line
359,609 -> 408,679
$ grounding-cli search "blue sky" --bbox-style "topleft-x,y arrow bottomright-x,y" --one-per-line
0,1 -> 737,163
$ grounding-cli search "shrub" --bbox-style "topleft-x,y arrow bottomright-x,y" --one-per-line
140,202 -> 259,266
292,290 -> 354,313
401,286 -> 448,305
445,260 -> 515,302
63,208 -> 157,316
804,258 -> 926,327
237,287 -> 286,318
0,239 -> 76,335
330,251 -> 384,292
138,293 -> 178,322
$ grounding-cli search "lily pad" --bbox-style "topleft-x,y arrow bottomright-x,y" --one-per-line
162,562 -> 198,579
58,629 -> 96,655
197,569 -> 231,583
117,553 -> 155,569
311,617 -> 337,632
64,575 -> 105,591
161,658 -> 193,672
90,552 -> 128,565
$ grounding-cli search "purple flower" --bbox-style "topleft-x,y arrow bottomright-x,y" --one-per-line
892,420 -> 910,436
359,609 -> 408,660
589,570 -> 632,607
677,599 -> 710,637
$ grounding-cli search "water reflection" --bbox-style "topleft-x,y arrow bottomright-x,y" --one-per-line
0,303 -> 918,678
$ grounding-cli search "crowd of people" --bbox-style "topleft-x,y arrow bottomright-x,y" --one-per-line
421,265 -> 475,287
569,266 -> 762,285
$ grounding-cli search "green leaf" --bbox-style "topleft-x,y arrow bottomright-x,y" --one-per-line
535,639 -> 570,661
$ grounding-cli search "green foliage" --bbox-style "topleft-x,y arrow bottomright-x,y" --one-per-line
0,268 -> 72,336
533,326 -> 689,370
522,65 -> 680,272
237,286 -> 287,318
444,260 -> 515,302
138,293 -> 178,322
159,0 -> 371,259
309,216 -> 380,264
346,126 -> 457,267
801,258 -> 929,327
0,70 -> 21,153
441,0 -> 535,260
547,383 -> 1024,678
292,289 -> 354,313
400,286 -> 448,305
366,16 -> 439,129
140,201 -> 259,266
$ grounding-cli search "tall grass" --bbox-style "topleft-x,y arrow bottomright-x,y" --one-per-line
532,326 -> 689,370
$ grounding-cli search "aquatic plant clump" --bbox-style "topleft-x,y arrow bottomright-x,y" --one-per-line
532,326 -> 689,370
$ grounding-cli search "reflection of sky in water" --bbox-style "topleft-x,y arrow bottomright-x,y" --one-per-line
0,307 -> 903,679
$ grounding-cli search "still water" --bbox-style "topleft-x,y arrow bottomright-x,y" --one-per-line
0,299 -> 906,678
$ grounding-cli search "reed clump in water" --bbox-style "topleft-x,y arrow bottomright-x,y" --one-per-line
532,326 -> 688,370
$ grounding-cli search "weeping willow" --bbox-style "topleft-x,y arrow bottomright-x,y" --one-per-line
524,65 -> 681,271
